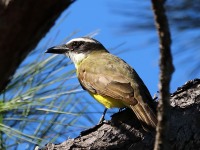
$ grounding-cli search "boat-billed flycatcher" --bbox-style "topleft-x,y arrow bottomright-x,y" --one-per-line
45,37 -> 157,131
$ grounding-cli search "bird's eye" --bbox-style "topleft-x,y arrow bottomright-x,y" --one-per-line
72,41 -> 84,50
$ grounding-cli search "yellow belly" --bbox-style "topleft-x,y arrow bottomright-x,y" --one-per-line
89,92 -> 125,109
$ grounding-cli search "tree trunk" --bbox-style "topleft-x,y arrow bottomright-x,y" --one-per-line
0,0 -> 74,92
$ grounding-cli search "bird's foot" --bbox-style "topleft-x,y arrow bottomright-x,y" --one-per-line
98,108 -> 107,124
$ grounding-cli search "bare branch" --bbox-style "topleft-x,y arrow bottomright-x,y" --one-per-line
151,0 -> 175,149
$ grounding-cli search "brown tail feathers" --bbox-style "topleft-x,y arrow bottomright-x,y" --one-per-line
130,103 -> 157,131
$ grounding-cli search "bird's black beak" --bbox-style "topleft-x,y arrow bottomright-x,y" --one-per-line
45,44 -> 69,54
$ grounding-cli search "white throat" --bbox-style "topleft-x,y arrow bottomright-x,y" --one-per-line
66,52 -> 88,68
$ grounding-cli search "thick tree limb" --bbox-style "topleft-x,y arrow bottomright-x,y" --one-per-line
39,79 -> 200,150
0,0 -> 74,92
151,0 -> 175,149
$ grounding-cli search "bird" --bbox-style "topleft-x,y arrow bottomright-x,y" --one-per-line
45,37 -> 157,131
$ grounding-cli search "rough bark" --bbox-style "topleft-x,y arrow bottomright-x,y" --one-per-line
38,79 -> 200,150
0,0 -> 74,92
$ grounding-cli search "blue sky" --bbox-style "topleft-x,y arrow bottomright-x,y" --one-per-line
40,0 -> 198,95
41,0 -> 159,94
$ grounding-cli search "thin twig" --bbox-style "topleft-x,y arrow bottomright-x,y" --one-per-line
151,0 -> 175,150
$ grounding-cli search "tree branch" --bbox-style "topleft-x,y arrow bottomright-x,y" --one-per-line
38,79 -> 200,150
151,0 -> 175,149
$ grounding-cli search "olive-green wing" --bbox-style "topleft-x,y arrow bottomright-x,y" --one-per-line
78,67 -> 138,106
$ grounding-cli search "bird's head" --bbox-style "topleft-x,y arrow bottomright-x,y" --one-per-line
45,37 -> 107,66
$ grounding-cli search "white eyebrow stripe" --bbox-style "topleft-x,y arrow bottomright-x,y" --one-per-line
66,38 -> 96,44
